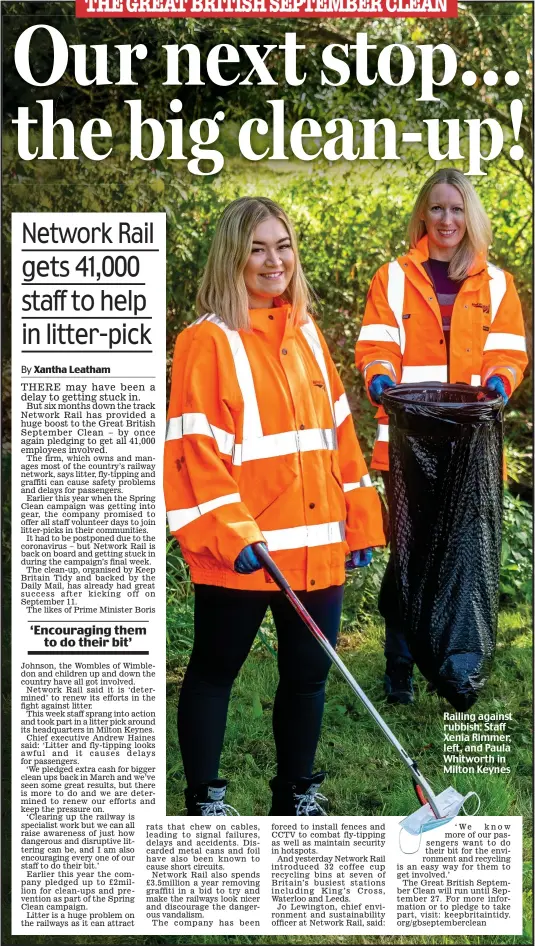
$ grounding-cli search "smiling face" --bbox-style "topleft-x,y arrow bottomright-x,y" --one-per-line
243,216 -> 295,308
421,182 -> 467,261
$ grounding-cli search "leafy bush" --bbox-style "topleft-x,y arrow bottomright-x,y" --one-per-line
501,488 -> 533,604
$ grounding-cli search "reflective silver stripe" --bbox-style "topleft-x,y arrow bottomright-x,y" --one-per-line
482,364 -> 518,386
358,323 -> 401,346
334,393 -> 351,428
483,332 -> 527,353
205,314 -> 263,441
363,358 -> 398,382
401,365 -> 448,383
166,419 -> 335,466
487,263 -> 507,322
301,318 -> 334,418
263,520 -> 345,552
166,416 -> 185,439
233,427 -> 335,465
167,492 -> 240,531
166,414 -> 235,456
387,261 -> 406,355
343,474 -> 372,492
470,374 -> 482,387
376,424 -> 389,443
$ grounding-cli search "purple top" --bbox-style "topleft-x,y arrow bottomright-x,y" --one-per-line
423,258 -> 464,361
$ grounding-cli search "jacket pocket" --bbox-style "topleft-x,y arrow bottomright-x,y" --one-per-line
330,454 -> 348,521
240,456 -> 299,523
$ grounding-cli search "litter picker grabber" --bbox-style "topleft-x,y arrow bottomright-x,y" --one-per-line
252,542 -> 443,820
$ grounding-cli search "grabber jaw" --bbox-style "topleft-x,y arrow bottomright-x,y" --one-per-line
413,781 -> 429,809
402,781 -> 481,837
409,761 -> 443,819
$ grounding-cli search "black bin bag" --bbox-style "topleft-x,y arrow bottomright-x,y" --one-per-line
381,383 -> 503,711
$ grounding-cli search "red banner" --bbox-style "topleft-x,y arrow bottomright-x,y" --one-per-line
76,0 -> 457,18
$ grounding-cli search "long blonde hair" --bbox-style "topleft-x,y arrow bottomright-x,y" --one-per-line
196,197 -> 312,330
407,168 -> 492,281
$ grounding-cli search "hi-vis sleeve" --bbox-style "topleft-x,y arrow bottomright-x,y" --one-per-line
320,336 -> 386,553
481,269 -> 528,394
164,326 -> 264,570
355,265 -> 403,401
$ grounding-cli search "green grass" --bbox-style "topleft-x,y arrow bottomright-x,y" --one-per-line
165,604 -> 532,945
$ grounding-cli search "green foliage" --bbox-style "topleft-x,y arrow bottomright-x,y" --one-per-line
504,387 -> 533,486
166,536 -> 194,659
501,488 -> 533,603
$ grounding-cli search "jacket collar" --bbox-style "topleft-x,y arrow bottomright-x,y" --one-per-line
248,302 -> 292,335
402,235 -> 488,281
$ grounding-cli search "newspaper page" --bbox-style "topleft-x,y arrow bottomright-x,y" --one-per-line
3,0 -> 532,943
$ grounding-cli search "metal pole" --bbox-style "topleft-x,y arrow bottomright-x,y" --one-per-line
253,544 -> 442,819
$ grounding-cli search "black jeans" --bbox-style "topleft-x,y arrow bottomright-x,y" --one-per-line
177,583 -> 344,786
379,472 -> 413,663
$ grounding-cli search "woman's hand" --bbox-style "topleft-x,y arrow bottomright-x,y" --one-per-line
346,548 -> 373,570
486,375 -> 510,405
368,374 -> 395,405
234,542 -> 268,574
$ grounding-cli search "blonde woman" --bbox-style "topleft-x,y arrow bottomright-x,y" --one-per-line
165,197 -> 385,816
355,168 -> 527,705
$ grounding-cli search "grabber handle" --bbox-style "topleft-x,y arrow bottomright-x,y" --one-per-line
252,543 -> 325,639
254,543 -> 291,591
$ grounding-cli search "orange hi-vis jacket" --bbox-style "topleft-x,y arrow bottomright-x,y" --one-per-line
164,303 -> 385,591
355,236 -> 528,470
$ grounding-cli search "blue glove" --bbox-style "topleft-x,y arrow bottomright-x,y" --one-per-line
486,375 -> 509,405
234,543 -> 267,574
369,374 -> 395,405
346,548 -> 373,570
